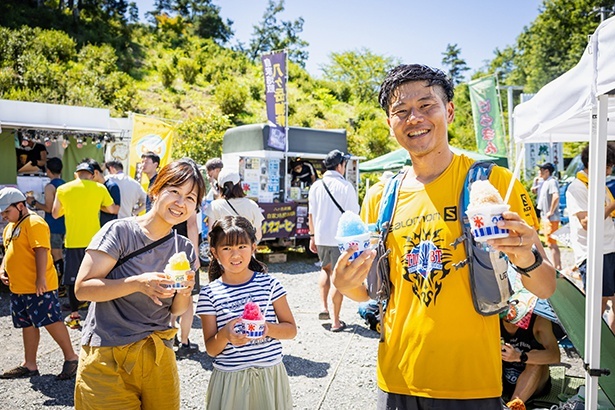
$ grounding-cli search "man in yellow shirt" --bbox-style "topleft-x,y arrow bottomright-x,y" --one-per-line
0,187 -> 79,380
333,64 -> 556,410
52,160 -> 118,329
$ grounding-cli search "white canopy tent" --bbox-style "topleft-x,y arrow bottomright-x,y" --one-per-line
514,16 -> 615,409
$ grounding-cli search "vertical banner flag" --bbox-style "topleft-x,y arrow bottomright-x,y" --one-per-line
468,75 -> 507,157
129,113 -> 176,185
519,93 -> 564,180
261,51 -> 287,151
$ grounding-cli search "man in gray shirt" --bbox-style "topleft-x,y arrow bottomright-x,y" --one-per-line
536,163 -> 561,270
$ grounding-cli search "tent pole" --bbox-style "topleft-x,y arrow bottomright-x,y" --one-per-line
585,94 -> 609,410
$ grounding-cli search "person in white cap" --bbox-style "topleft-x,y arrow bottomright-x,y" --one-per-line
205,169 -> 264,243
0,187 -> 79,380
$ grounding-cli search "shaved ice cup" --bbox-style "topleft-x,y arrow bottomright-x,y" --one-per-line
465,204 -> 510,242
242,319 -> 266,339
165,269 -> 188,289
336,232 -> 371,262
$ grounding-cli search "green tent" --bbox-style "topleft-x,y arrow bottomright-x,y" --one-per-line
359,147 -> 508,172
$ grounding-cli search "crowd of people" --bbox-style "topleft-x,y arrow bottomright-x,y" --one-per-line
0,63 -> 613,410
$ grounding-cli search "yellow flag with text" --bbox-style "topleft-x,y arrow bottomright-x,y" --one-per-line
129,114 -> 176,185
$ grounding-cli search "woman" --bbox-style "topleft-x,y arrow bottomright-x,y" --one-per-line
206,168 -> 265,242
73,158 -> 206,410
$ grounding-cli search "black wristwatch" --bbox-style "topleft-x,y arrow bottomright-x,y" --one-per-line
510,245 -> 543,277
519,351 -> 528,363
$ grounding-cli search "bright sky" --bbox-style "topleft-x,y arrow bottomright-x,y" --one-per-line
134,0 -> 543,79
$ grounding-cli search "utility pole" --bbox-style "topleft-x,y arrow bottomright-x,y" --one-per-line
591,4 -> 615,22
498,85 -> 524,169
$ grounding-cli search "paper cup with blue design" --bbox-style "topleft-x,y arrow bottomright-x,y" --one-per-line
335,211 -> 371,262
335,232 -> 371,261
242,319 -> 266,339
465,204 -> 510,242
164,269 -> 189,289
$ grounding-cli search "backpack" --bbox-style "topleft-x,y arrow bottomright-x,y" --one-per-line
357,299 -> 381,333
365,170 -> 405,342
454,161 -> 512,316
365,161 -> 512,336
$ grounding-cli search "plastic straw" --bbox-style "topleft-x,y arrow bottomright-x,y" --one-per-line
504,145 -> 526,204
174,229 -> 178,253
262,286 -> 275,319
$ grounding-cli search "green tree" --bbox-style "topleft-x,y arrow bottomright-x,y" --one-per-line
503,0 -> 603,92
151,0 -> 233,44
448,83 -> 477,151
173,108 -> 232,164
441,43 -> 470,86
248,0 -> 309,67
321,48 -> 399,104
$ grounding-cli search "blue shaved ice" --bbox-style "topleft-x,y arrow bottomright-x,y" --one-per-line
336,211 -> 369,238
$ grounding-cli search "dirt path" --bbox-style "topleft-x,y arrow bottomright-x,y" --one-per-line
0,250 -> 584,409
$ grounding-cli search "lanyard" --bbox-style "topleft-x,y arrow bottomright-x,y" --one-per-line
4,212 -> 31,247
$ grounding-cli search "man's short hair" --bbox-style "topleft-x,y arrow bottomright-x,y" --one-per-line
205,158 -> 223,172
581,143 -> 615,169
46,157 -> 63,174
538,162 -> 555,175
85,158 -> 103,173
105,160 -> 123,171
378,64 -> 455,115
141,151 -> 160,166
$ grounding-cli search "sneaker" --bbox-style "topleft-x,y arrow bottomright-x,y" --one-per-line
64,315 -> 81,330
176,340 -> 199,357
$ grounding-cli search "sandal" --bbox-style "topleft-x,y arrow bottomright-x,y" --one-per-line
0,366 -> 40,379
318,311 -> 330,320
57,359 -> 79,380
331,321 -> 347,332
64,314 -> 81,330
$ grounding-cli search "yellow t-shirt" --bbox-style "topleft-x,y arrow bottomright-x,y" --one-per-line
362,154 -> 537,399
56,179 -> 114,248
3,213 -> 58,294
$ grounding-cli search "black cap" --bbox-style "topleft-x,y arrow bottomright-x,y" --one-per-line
75,162 -> 95,174
323,150 -> 351,169
538,162 -> 555,174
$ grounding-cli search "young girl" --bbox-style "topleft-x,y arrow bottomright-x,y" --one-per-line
197,216 -> 296,409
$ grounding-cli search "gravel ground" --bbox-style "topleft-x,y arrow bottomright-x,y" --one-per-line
0,248 -> 585,410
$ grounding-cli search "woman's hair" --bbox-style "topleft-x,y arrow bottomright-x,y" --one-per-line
149,158 -> 206,210
221,181 -> 246,199
207,215 -> 267,281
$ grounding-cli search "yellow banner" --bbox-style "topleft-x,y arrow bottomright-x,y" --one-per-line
129,114 -> 176,185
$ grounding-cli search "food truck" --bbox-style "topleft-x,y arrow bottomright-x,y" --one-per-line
221,123 -> 361,248
0,99 -> 131,261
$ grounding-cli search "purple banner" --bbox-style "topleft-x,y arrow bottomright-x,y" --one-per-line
261,52 -> 287,151
260,202 -> 297,239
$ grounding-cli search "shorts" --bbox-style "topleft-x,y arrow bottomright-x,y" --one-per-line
50,233 -> 65,250
376,389 -> 502,410
540,219 -> 559,245
11,291 -> 62,328
578,253 -> 615,296
317,245 -> 341,269
502,373 -> 551,400
206,362 -> 292,409
63,247 -> 86,285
